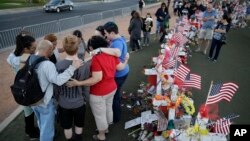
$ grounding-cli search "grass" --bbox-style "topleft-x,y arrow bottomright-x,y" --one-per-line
0,0 -> 45,9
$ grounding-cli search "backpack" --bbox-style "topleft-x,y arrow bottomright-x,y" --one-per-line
10,56 -> 47,106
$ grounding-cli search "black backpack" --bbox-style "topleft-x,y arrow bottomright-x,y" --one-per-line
10,56 -> 47,106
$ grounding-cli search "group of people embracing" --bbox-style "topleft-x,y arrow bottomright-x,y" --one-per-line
7,21 -> 130,141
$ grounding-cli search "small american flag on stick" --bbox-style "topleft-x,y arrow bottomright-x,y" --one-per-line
214,118 -> 231,135
206,83 -> 239,105
174,64 -> 190,82
182,73 -> 201,89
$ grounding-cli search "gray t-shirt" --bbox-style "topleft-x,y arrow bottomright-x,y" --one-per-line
55,59 -> 90,109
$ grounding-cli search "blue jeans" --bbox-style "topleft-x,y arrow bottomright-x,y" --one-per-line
32,100 -> 55,141
156,20 -> 162,34
113,74 -> 128,123
143,32 -> 150,44
209,38 -> 223,60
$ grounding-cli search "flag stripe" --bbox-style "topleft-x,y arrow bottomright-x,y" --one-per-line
174,64 -> 190,81
182,73 -> 201,89
207,83 -> 239,105
215,119 -> 231,135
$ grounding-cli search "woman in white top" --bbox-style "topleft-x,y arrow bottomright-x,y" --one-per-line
6,32 -> 39,139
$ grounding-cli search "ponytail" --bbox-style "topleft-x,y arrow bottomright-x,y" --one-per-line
14,33 -> 35,56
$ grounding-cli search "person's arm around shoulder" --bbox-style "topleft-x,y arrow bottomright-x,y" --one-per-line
92,48 -> 121,57
116,53 -> 129,70
67,57 -> 102,87
68,71 -> 102,87
43,59 -> 83,86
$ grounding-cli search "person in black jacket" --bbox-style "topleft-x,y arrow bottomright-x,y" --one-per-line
155,2 -> 170,38
128,11 -> 143,52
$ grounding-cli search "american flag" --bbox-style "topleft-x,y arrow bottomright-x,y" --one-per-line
214,118 -> 231,135
174,64 -> 190,82
179,35 -> 189,47
206,83 -> 239,105
163,57 -> 182,69
170,46 -> 180,58
207,113 -> 239,126
182,73 -> 201,89
171,32 -> 188,47
171,32 -> 183,43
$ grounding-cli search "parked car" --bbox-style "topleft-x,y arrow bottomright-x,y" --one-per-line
43,0 -> 74,13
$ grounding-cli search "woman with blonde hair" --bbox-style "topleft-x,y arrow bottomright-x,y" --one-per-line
55,35 -> 90,141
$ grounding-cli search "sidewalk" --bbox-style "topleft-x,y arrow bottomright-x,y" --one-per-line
0,1 -> 170,132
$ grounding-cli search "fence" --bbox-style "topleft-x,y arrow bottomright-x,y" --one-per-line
0,4 -> 138,50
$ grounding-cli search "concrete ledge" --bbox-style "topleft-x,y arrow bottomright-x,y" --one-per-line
0,106 -> 23,133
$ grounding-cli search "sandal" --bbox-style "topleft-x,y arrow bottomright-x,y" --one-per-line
93,135 -> 106,141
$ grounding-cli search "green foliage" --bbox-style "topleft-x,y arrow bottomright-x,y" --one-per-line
0,0 -> 45,9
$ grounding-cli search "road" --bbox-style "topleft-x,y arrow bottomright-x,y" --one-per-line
0,0 -> 137,31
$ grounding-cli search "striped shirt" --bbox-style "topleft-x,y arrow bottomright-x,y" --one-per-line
55,60 -> 90,109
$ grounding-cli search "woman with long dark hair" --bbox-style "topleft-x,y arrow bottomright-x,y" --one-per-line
73,30 -> 87,60
6,32 -> 39,139
128,11 -> 143,52
155,2 -> 170,38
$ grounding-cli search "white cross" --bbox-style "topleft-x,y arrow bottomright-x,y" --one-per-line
144,57 -> 174,95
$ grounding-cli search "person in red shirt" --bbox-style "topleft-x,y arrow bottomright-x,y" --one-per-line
67,36 -> 129,141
